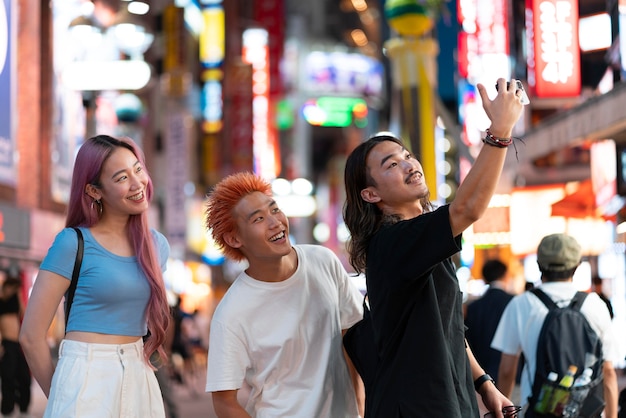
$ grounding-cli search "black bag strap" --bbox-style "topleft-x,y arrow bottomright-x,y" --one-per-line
531,287 -> 587,312
65,227 -> 84,331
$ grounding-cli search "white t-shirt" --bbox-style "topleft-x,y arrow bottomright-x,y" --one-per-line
491,281 -> 618,408
205,245 -> 364,418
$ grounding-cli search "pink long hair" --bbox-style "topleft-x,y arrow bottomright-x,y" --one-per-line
66,135 -> 170,366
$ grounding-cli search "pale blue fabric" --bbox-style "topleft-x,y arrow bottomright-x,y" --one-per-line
40,227 -> 169,336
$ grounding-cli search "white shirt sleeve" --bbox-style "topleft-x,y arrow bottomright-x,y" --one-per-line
205,319 -> 250,392
491,297 -> 523,356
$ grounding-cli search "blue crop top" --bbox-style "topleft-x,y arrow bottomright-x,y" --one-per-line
40,227 -> 170,336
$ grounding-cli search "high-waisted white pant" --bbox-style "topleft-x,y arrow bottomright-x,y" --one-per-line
44,338 -> 165,418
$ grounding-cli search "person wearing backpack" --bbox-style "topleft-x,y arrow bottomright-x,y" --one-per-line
491,233 -> 618,417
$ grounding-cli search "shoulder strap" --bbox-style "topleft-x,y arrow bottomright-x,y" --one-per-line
65,227 -> 84,331
531,288 -> 588,312
568,291 -> 588,312
530,287 -> 558,310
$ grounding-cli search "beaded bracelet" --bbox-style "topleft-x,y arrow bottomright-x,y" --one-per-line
482,129 -> 513,148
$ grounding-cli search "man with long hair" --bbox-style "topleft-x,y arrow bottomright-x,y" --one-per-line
342,79 -> 524,417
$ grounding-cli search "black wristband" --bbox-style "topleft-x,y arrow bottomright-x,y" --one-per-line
474,373 -> 495,392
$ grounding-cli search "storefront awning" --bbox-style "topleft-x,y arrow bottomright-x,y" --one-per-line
551,180 -> 596,218
551,179 -> 616,220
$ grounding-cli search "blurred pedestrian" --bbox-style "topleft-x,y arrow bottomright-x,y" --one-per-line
342,78 -> 524,417
204,172 -> 364,417
19,135 -> 171,418
465,259 -> 514,380
0,272 -> 31,418
152,303 -> 180,418
492,233 -> 619,417
591,275 -> 614,319
170,296 -> 201,395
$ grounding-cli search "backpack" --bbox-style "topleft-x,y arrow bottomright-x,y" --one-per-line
526,288 -> 605,418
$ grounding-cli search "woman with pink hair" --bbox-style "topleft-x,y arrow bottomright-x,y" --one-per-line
20,135 -> 170,417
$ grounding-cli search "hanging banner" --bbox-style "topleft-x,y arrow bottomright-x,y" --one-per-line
222,62 -> 253,175
164,109 -> 191,258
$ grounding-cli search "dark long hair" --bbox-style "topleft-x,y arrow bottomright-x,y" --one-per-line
66,135 -> 170,366
343,134 -> 432,274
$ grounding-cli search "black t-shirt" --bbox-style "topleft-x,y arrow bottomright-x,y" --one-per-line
0,293 -> 19,316
365,205 -> 479,418
465,288 -> 514,379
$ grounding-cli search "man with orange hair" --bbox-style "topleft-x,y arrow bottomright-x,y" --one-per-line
204,172 -> 364,418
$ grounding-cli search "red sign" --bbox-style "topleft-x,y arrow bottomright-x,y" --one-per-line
457,0 -> 508,80
475,0 -> 509,55
254,0 -> 284,98
253,0 -> 283,178
457,31 -> 479,80
223,62 -> 253,174
527,0 -> 581,97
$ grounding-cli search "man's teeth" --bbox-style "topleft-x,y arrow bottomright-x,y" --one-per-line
269,231 -> 285,242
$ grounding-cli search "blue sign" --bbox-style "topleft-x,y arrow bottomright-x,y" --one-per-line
0,0 -> 15,186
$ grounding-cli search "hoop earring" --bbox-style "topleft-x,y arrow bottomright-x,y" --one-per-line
90,199 -> 102,216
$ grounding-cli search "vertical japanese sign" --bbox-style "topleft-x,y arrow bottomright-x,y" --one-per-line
0,0 -> 15,185
526,0 -> 581,97
457,0 -> 510,151
253,0 -> 284,178
222,62 -> 253,174
475,0 -> 510,55
242,29 -> 276,179
164,111 -> 190,257
199,2 -> 224,185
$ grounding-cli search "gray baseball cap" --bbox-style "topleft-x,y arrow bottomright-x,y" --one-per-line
537,233 -> 582,271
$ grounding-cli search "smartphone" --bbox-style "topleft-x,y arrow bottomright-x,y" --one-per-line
495,80 -> 530,105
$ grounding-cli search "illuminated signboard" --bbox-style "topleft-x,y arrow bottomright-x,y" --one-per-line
457,0 -> 511,153
303,51 -> 384,98
526,0 -> 581,97
457,0 -> 509,83
301,97 -> 368,128
243,28 -> 278,179
475,0 -> 509,55
199,4 -> 224,68
200,5 -> 224,134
